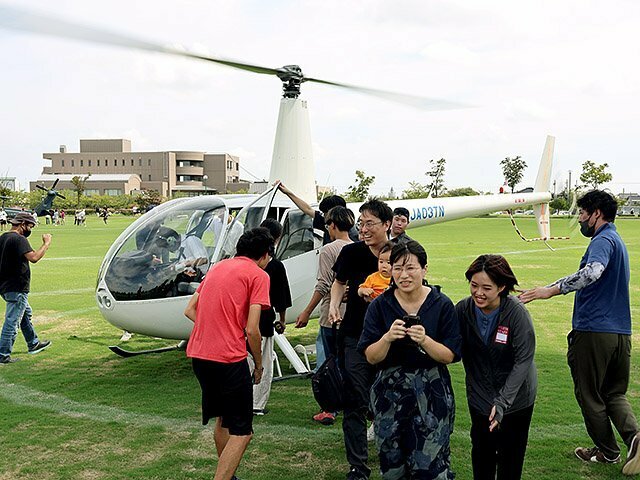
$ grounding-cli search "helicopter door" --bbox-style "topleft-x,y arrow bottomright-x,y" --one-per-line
276,208 -> 323,320
215,185 -> 280,261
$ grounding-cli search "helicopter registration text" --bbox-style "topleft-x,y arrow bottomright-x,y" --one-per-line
410,205 -> 446,221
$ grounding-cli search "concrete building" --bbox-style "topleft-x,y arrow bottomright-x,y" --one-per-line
0,177 -> 19,192
33,139 -> 250,197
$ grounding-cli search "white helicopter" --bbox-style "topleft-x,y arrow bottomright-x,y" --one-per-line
2,6 -> 558,369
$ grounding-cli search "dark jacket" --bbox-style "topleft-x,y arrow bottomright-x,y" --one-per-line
456,295 -> 537,423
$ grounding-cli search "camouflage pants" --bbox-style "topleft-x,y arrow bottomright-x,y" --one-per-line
370,366 -> 455,480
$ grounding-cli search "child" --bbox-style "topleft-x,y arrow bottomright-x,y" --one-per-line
358,241 -> 393,301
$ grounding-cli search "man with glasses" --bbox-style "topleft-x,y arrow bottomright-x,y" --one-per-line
329,199 -> 393,480
0,212 -> 52,364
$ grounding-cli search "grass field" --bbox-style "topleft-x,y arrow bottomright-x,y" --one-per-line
1,214 -> 640,479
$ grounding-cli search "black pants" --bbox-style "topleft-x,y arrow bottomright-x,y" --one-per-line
470,404 -> 534,480
567,330 -> 639,458
340,335 -> 375,478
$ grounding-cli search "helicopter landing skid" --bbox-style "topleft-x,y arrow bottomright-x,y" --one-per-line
109,340 -> 188,358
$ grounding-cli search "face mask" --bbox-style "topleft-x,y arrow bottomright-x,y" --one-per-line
22,226 -> 32,238
579,214 -> 596,238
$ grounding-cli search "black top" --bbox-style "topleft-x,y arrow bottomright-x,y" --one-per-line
358,285 -> 462,370
313,210 -> 359,245
332,241 -> 379,338
456,295 -> 537,422
259,258 -> 292,337
0,232 -> 34,294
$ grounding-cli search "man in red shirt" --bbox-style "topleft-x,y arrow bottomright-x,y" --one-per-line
184,227 -> 272,480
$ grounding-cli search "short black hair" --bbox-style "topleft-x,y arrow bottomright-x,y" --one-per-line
465,254 -> 518,297
390,240 -> 427,268
260,218 -> 283,242
318,195 -> 347,214
235,227 -> 274,260
325,206 -> 355,232
359,198 -> 393,223
577,189 -> 618,222
393,207 -> 410,221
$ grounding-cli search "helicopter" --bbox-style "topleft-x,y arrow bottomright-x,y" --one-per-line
0,178 -> 66,219
2,6 -> 558,370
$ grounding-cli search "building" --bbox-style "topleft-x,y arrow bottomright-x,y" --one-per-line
0,177 -> 19,192
32,139 -> 250,197
618,192 -> 640,216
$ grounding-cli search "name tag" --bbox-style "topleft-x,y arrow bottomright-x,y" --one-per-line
495,326 -> 509,345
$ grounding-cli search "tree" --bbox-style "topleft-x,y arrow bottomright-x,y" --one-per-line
580,160 -> 612,189
402,181 -> 430,199
135,190 -> 163,210
442,187 -> 479,197
70,174 -> 90,207
344,170 -> 375,202
500,156 -> 527,193
425,158 -> 446,197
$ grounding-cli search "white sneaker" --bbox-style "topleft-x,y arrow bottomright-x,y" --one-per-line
120,331 -> 132,341
367,423 -> 375,442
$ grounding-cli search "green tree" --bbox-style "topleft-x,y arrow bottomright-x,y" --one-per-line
402,182 -> 430,199
580,160 -> 612,189
135,190 -> 163,210
425,158 -> 446,197
443,187 -> 479,197
70,175 -> 90,207
500,156 -> 527,193
344,170 -> 375,202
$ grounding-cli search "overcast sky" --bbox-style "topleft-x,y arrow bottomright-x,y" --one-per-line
1,0 -> 640,196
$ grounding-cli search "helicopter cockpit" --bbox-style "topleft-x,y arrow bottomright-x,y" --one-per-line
99,196 -> 228,301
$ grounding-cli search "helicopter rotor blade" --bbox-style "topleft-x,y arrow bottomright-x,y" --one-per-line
0,5 -> 281,77
56,193 -> 66,199
36,184 -> 48,192
52,178 -> 59,189
303,77 -> 471,111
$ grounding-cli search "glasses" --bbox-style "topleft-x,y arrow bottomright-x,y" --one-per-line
391,264 -> 423,275
356,220 -> 383,230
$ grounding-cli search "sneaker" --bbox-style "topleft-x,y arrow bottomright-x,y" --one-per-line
575,446 -> 621,464
623,432 -> 640,475
346,466 -> 368,480
367,423 -> 375,442
0,356 -> 20,364
28,340 -> 51,355
253,409 -> 269,416
312,411 -> 336,425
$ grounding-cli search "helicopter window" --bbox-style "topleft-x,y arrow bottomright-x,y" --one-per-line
276,210 -> 317,261
103,202 -> 226,301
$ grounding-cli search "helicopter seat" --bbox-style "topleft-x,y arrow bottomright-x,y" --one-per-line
177,281 -> 200,295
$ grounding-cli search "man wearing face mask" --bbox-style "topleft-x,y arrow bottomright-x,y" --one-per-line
0,212 -> 52,364
520,190 -> 640,475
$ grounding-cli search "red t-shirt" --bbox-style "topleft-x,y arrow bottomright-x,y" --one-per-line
186,256 -> 270,363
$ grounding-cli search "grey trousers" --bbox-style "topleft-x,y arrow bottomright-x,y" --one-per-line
567,330 -> 639,458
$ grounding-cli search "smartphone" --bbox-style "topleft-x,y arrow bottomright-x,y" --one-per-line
402,314 -> 420,328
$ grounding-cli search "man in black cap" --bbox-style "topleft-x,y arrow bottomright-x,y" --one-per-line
0,212 -> 52,364
389,207 -> 413,244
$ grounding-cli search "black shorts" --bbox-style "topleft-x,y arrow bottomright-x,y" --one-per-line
192,357 -> 253,436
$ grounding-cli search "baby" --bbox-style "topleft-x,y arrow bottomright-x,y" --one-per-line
358,241 -> 394,301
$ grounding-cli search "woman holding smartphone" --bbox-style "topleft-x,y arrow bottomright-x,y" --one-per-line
456,254 -> 537,480
358,241 -> 462,479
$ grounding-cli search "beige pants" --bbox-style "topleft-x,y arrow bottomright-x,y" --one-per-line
247,336 -> 274,411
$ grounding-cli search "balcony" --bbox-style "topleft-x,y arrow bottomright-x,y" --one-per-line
175,165 -> 204,176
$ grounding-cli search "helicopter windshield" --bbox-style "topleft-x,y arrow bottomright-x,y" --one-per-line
103,199 -> 227,301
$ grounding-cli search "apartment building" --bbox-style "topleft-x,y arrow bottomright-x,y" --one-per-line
32,139 -> 249,197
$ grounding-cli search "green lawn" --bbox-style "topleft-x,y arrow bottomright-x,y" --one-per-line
1,214 -> 639,479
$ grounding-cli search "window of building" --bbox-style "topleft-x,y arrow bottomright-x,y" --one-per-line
105,159 -> 108,167
138,158 -> 142,166
147,158 -> 151,166
131,159 -> 134,166
71,160 -> 75,167
105,189 -> 122,196
97,159 -> 100,167
235,162 -> 239,170
84,189 -> 100,196
88,160 -> 92,167
148,174 -> 152,181
61,159 -> 65,167
122,159 -> 125,167
80,160 -> 84,167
